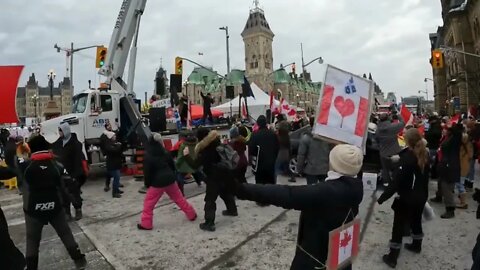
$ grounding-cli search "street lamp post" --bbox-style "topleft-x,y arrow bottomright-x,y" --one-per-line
300,43 -> 323,81
219,26 -> 232,118
54,42 -> 101,90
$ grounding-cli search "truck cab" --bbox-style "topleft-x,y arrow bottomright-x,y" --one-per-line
40,89 -> 121,164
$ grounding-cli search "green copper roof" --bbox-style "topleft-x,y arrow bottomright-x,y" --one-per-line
187,67 -> 220,85
274,69 -> 291,84
227,69 -> 245,85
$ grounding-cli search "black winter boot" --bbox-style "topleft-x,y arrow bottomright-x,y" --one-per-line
382,248 -> 400,268
199,221 -> 216,232
67,246 -> 87,269
74,209 -> 83,221
440,207 -> 455,219
222,210 -> 238,217
404,239 -> 422,253
65,208 -> 74,222
26,256 -> 38,270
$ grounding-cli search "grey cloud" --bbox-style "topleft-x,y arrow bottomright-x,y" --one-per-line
1,0 -> 442,100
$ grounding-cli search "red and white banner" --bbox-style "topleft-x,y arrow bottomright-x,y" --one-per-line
400,104 -> 414,127
327,218 -> 361,270
314,65 -> 373,149
0,65 -> 24,124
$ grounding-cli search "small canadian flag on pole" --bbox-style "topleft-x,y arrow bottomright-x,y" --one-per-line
327,218 -> 361,270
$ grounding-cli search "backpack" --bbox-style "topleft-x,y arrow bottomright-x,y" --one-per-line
216,144 -> 240,170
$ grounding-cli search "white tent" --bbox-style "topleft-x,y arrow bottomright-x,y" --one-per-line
215,83 -> 279,120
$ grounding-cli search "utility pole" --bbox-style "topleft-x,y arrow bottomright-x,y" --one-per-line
220,26 -> 232,117
301,43 -> 305,80
54,43 -> 101,90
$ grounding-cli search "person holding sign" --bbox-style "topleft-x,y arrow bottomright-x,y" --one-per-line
234,144 -> 364,270
377,128 -> 429,268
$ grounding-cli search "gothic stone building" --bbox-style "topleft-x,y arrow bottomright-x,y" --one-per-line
430,0 -> 480,113
16,73 -> 73,123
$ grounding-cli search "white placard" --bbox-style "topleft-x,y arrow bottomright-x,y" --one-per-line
313,65 -> 373,150
362,173 -> 377,191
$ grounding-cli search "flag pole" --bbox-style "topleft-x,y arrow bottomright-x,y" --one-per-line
238,93 -> 242,120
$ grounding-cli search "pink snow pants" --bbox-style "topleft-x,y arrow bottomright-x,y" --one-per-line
140,182 -> 197,229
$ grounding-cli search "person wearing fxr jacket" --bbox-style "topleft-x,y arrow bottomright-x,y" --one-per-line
23,135 -> 86,270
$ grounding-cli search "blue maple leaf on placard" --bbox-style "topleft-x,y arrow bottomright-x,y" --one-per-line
345,77 -> 356,94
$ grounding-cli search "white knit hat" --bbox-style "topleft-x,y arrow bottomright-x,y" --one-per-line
329,144 -> 363,176
152,132 -> 163,143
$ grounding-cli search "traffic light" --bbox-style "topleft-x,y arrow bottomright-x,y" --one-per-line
175,57 -> 183,75
96,46 -> 107,68
431,49 -> 444,69
292,63 -> 296,74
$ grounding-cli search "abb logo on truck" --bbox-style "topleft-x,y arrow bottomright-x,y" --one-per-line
314,65 -> 373,149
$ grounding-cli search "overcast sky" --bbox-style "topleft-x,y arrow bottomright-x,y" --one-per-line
1,0 -> 442,101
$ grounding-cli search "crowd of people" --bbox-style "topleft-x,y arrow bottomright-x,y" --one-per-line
1,108 -> 480,269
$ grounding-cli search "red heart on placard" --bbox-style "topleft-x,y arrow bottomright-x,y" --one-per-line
282,104 -> 289,110
334,96 -> 355,118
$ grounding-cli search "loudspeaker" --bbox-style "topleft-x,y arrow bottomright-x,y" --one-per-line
155,77 -> 165,96
241,83 -> 249,97
226,85 -> 234,99
149,107 -> 167,132
170,74 -> 182,93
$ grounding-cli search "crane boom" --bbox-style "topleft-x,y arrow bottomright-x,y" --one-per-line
99,0 -> 147,87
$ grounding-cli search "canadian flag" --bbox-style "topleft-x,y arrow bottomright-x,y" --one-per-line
279,98 -> 296,116
327,219 -> 361,269
242,101 -> 248,119
269,91 -> 280,114
400,104 -> 414,127
451,113 -> 461,125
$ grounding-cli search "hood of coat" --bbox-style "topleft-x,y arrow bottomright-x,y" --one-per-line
59,122 -> 72,146
195,130 -> 219,155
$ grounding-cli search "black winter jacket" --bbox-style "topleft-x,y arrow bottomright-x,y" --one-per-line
425,123 -> 442,150
22,152 -> 64,223
53,133 -> 85,180
378,149 -> 429,208
144,140 -> 176,188
438,132 -> 462,184
237,176 -> 364,270
104,139 -> 123,171
0,166 -> 16,180
194,130 -> 232,182
248,127 -> 279,171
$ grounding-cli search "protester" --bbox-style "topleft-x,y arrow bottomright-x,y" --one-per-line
275,123 -> 295,182
234,144 -> 364,270
466,120 -> 480,191
104,131 -> 124,198
229,126 -> 248,184
0,166 -> 26,270
249,115 -> 279,188
458,131 -> 473,209
473,233 -> 480,270
433,124 -> 462,219
23,135 -> 87,270
297,127 -> 333,184
377,128 -> 429,268
52,122 -> 87,221
376,112 -> 405,186
425,116 -> 442,179
176,130 -> 203,194
192,128 -> 238,232
200,91 -> 214,124
138,133 -> 197,230
100,122 -> 120,192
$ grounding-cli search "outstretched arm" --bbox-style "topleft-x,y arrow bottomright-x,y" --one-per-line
237,182 -> 349,210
